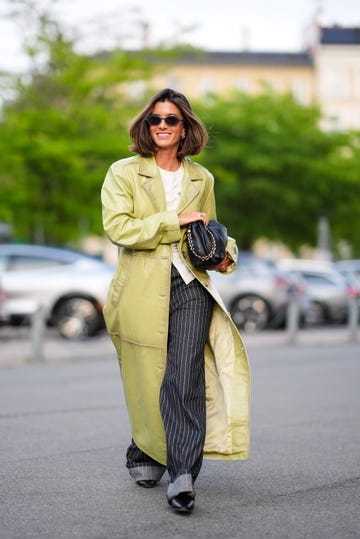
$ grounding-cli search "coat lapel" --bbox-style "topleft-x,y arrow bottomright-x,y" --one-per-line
137,156 -> 204,214
177,158 -> 202,213
138,156 -> 166,213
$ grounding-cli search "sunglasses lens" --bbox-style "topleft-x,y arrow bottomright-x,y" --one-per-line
165,116 -> 181,126
147,115 -> 161,126
146,115 -> 182,126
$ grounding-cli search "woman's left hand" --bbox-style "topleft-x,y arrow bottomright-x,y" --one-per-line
178,211 -> 209,227
207,253 -> 232,272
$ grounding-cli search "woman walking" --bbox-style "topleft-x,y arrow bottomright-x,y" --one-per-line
101,88 -> 250,513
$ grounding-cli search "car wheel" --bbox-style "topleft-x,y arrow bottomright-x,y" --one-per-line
230,295 -> 271,332
305,301 -> 326,326
54,297 -> 101,340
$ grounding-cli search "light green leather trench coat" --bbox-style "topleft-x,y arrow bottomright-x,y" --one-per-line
101,154 -> 250,465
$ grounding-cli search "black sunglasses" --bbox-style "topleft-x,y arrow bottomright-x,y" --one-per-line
146,114 -> 184,127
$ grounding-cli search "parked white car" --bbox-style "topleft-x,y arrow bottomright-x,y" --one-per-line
0,244 -> 115,339
210,252 -> 302,332
334,259 -> 360,286
276,259 -> 351,325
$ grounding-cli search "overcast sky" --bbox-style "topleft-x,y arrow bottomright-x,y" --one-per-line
1,0 -> 360,72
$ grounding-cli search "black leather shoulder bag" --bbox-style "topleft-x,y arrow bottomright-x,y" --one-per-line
186,219 -> 228,270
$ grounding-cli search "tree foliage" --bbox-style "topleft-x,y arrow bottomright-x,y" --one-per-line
0,1 -> 152,244
195,91 -> 360,256
1,3 -> 360,256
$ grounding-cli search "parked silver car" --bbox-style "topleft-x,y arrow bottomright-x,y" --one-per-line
0,243 -> 115,339
0,277 -> 6,323
334,259 -> 360,287
276,259 -> 352,325
210,252 -> 296,332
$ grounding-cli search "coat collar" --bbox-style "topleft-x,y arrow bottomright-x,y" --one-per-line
138,156 -> 203,213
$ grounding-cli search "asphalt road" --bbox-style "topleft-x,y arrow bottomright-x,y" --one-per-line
0,331 -> 359,538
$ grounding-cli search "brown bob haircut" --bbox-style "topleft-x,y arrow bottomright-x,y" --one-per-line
129,88 -> 208,158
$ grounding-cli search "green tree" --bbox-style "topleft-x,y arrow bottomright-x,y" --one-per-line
195,91 -> 360,256
2,2 -> 360,256
0,1 -> 154,244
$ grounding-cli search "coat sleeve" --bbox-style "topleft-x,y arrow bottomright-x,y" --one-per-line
222,236 -> 238,274
101,165 -> 181,249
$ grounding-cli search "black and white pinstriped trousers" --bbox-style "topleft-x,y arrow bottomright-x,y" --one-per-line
126,264 -> 214,489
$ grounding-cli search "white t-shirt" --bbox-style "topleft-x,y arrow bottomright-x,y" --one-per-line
159,165 -> 195,284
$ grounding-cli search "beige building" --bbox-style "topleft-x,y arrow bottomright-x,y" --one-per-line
145,25 -> 360,131
152,51 -> 314,106
312,26 -> 360,130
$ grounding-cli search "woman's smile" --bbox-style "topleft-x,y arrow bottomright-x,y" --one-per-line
149,101 -> 185,150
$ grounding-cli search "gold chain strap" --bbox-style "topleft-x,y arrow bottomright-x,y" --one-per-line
187,226 -> 217,261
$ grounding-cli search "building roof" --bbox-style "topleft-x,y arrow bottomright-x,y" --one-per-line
161,51 -> 313,67
320,26 -> 360,45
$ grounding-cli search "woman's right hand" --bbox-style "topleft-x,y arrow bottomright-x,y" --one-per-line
178,211 -> 209,227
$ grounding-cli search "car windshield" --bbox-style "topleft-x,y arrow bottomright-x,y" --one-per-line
0,245 -> 93,272
237,256 -> 272,276
303,274 -> 337,286
298,270 -> 346,287
6,255 -> 68,271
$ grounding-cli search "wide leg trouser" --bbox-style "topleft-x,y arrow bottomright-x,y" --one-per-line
160,265 -> 214,485
126,265 -> 214,493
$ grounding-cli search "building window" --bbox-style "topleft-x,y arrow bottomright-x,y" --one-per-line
165,76 -> 180,91
320,68 -> 349,98
126,81 -> 146,100
234,78 -> 251,93
291,79 -> 309,104
354,68 -> 360,98
259,79 -> 283,93
198,78 -> 216,94
267,79 -> 283,92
